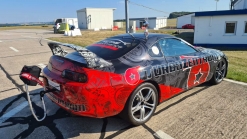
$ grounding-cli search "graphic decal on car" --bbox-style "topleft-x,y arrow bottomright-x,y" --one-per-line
194,69 -> 203,84
91,44 -> 119,50
124,66 -> 141,85
138,54 -> 217,89
92,39 -> 131,50
179,55 -> 211,88
118,43 -> 153,67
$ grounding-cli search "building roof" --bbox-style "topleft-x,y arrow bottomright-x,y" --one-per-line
129,17 -> 167,20
77,8 -> 116,12
195,9 -> 247,17
177,13 -> 195,18
114,17 -> 167,22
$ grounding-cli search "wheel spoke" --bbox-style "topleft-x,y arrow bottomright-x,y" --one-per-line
132,103 -> 141,113
218,72 -> 222,76
137,91 -> 144,101
217,72 -> 222,80
145,102 -> 155,107
140,107 -> 145,120
145,90 -> 153,101
219,61 -> 223,70
221,64 -> 226,71
215,71 -> 220,80
144,104 -> 153,110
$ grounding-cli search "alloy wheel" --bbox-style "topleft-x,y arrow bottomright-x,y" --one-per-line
131,87 -> 156,122
215,60 -> 226,82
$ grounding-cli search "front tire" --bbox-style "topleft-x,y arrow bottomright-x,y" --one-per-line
210,58 -> 227,85
120,83 -> 158,126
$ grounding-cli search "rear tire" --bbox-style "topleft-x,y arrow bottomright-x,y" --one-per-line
120,83 -> 158,126
210,58 -> 227,85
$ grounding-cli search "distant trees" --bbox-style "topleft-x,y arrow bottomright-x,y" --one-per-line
168,12 -> 193,19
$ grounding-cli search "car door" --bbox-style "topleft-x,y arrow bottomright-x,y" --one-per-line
158,38 -> 208,97
147,41 -> 171,100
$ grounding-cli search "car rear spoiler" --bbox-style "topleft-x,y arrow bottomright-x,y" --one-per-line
47,42 -> 113,69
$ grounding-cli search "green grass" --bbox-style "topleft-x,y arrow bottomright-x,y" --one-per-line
49,30 -> 176,47
223,51 -> 247,83
160,19 -> 177,29
0,25 -> 53,31
167,19 -> 177,28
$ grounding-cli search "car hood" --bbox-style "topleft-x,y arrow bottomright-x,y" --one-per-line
196,46 -> 226,59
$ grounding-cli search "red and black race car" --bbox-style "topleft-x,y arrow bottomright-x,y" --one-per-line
21,33 -> 228,125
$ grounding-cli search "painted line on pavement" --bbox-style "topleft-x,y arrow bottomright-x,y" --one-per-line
37,63 -> 46,69
224,78 -> 247,86
9,47 -> 19,52
153,130 -> 174,139
0,101 -> 28,124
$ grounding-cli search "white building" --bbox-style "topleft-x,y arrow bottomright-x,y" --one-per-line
129,17 -> 167,29
194,10 -> 247,49
77,8 -> 116,29
234,0 -> 247,10
176,13 -> 195,29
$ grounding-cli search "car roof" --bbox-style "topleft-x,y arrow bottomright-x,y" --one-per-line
109,33 -> 176,40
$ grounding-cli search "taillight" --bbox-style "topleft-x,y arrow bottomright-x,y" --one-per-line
61,70 -> 87,83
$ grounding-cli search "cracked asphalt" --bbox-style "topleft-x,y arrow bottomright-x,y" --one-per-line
0,29 -> 247,139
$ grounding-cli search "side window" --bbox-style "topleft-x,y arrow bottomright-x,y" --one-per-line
158,38 -> 197,57
225,22 -> 237,35
148,43 -> 163,57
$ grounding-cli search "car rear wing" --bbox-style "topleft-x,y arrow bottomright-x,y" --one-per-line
47,42 -> 113,69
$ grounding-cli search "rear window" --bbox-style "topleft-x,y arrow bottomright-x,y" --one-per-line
86,38 -> 140,60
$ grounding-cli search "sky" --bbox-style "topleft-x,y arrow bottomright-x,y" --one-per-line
0,0 -> 231,23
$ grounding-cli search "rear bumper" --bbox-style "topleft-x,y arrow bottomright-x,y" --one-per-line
42,67 -> 135,118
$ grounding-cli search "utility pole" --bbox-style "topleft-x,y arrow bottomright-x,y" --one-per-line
125,0 -> 129,33
215,0 -> 219,11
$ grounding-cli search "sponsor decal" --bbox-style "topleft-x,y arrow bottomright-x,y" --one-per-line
152,46 -> 160,55
93,39 -> 131,50
91,44 -> 118,50
124,66 -> 141,85
139,54 -> 218,87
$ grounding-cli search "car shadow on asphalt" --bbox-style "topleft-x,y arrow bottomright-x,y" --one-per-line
0,82 -> 212,139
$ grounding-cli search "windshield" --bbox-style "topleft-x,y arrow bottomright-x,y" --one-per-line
86,38 -> 140,60
55,19 -> 62,25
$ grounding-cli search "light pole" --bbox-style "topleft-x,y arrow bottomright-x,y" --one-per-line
215,0 -> 219,11
125,0 -> 129,33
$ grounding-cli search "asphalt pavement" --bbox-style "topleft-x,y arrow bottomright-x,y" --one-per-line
0,29 -> 247,139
